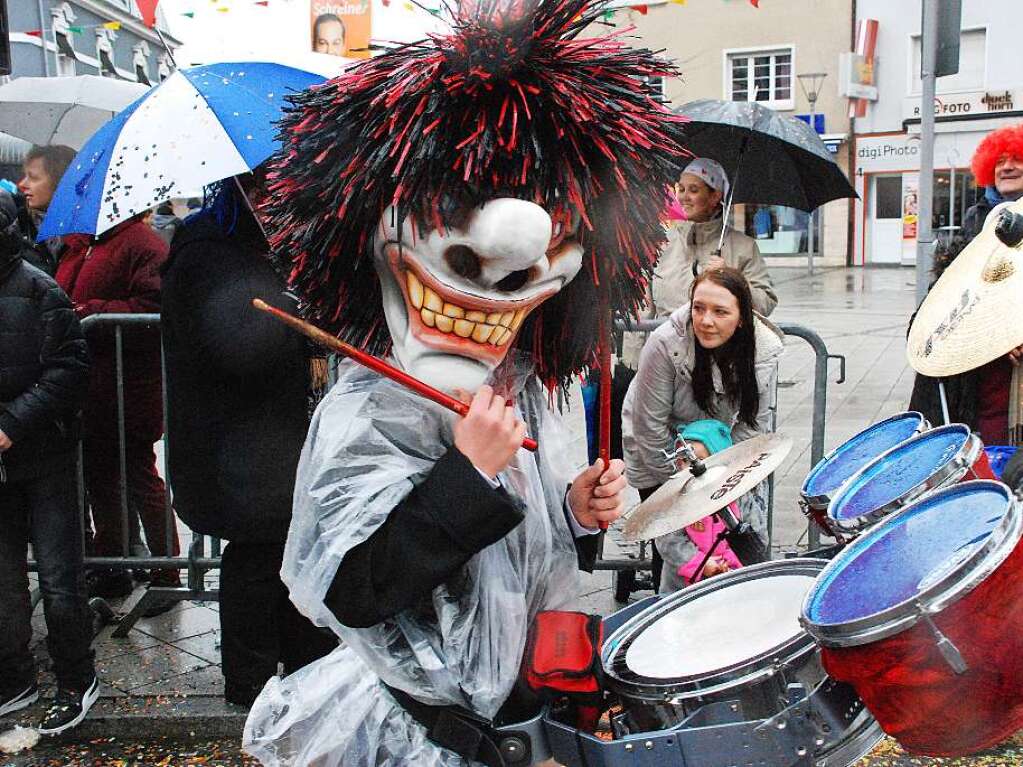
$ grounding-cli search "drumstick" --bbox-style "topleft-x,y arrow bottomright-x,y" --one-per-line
252,299 -> 538,452
597,292 -> 613,531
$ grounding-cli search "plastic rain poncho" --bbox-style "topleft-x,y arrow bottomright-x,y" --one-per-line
244,361 -> 584,766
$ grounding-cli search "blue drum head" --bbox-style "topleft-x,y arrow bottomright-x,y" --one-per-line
804,482 -> 1011,626
828,424 -> 970,524
802,413 -> 924,502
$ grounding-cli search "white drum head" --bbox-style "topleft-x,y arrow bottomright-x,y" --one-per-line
625,574 -> 816,679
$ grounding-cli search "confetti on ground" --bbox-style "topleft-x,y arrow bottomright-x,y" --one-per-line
855,734 -> 1023,766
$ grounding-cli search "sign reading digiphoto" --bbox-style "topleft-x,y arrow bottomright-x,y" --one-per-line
311,0 -> 371,59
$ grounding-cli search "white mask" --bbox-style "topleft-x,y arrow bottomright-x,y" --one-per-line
373,197 -> 584,392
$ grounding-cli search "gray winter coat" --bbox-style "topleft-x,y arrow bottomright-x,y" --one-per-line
621,303 -> 784,491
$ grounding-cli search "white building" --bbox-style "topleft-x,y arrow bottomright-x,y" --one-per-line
852,0 -> 1022,265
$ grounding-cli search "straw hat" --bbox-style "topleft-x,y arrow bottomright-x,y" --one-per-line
907,199 -> 1023,377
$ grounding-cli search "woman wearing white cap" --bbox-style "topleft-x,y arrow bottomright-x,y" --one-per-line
621,158 -> 777,370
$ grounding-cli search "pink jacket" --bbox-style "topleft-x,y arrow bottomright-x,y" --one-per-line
677,500 -> 743,584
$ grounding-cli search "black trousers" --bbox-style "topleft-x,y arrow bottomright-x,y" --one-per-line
0,460 -> 96,693
219,539 -> 338,705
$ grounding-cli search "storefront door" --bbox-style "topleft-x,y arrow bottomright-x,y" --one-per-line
868,174 -> 904,264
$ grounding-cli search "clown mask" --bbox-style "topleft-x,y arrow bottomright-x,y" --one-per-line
374,197 -> 584,392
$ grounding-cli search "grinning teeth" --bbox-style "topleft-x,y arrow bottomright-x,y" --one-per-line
424,287 -> 443,312
407,272 -> 424,310
409,281 -> 526,347
472,324 -> 495,343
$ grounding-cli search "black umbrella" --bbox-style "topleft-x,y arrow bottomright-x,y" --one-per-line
675,99 -> 857,213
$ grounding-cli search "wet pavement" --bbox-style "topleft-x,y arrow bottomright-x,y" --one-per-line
5,265 -> 1015,766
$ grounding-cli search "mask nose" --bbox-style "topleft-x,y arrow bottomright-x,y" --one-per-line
464,198 -> 553,288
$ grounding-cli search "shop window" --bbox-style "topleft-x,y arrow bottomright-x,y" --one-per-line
874,176 -> 903,220
743,204 -> 818,256
727,47 -> 794,111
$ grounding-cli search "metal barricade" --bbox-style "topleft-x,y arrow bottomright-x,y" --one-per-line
595,318 -> 846,580
25,313 -> 222,637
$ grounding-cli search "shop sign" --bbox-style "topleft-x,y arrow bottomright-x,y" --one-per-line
903,89 -> 1021,120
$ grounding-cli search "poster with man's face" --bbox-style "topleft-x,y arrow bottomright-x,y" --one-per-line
311,0 -> 371,59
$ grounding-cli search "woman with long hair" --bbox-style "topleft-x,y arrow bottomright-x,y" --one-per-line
622,267 -> 784,592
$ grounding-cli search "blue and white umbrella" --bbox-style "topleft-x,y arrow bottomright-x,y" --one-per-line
40,59 -> 346,239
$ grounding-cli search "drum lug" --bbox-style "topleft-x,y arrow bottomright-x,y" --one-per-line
917,605 -> 968,674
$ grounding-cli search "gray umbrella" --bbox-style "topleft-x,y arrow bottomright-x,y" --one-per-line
676,99 -> 857,213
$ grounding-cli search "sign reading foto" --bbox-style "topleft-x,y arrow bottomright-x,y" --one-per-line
903,89 -> 1021,121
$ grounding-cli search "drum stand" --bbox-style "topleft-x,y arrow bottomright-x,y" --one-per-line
545,677 -> 877,767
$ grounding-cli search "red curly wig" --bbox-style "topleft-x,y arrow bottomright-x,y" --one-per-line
971,124 -> 1023,187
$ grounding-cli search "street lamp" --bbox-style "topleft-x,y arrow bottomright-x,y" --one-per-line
797,71 -> 827,276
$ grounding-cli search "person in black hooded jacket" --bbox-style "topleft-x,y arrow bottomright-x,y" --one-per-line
160,178 -> 337,707
0,189 -> 99,734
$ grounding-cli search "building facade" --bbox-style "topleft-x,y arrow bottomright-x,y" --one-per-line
605,0 -> 854,266
851,0 -> 1021,265
6,0 -> 178,84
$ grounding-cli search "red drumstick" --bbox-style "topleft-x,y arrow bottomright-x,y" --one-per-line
252,299 -> 538,452
596,293 -> 613,531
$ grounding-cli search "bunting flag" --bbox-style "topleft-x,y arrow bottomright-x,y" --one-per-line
102,21 -> 121,29
255,1 -> 269,6
631,4 -> 648,13
135,0 -> 161,27
181,10 -> 195,16
67,25 -> 84,33
216,6 -> 230,11
24,29 -> 44,37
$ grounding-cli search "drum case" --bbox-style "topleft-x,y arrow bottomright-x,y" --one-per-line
564,561 -> 882,767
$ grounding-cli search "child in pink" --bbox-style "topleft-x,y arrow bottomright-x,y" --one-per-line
674,419 -> 743,585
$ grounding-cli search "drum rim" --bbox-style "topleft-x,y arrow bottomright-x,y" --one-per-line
799,411 -> 927,511
801,480 -> 1021,647
825,424 -> 979,534
603,559 -> 826,701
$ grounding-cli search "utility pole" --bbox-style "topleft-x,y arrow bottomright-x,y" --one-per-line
916,0 -> 938,304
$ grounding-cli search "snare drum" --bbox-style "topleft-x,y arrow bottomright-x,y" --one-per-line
801,481 -> 1023,757
801,412 -> 928,539
601,560 -> 883,766
824,423 -> 995,537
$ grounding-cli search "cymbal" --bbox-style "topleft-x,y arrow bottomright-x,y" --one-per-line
908,199 -> 1023,377
621,433 -> 792,542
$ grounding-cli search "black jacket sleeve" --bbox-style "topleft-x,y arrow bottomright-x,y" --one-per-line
325,447 -> 526,628
0,282 -> 89,444
164,243 -> 301,382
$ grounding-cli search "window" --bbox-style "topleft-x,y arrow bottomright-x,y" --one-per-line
157,54 -> 172,82
51,4 -> 77,76
727,47 -> 794,110
910,28 -> 986,94
874,176 -> 903,220
96,29 -> 118,78
133,42 -> 151,85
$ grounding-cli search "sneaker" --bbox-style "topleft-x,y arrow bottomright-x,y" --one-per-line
0,683 -> 39,717
37,678 -> 100,736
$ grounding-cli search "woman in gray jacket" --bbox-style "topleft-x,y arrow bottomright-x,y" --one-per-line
622,267 -> 784,592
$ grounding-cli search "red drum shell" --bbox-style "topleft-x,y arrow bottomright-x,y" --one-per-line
819,533 -> 1023,756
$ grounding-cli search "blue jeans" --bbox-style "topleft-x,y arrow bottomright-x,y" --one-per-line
0,458 -> 96,693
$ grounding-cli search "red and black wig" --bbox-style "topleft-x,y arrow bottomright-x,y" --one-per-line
971,123 -> 1023,188
263,0 -> 688,388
